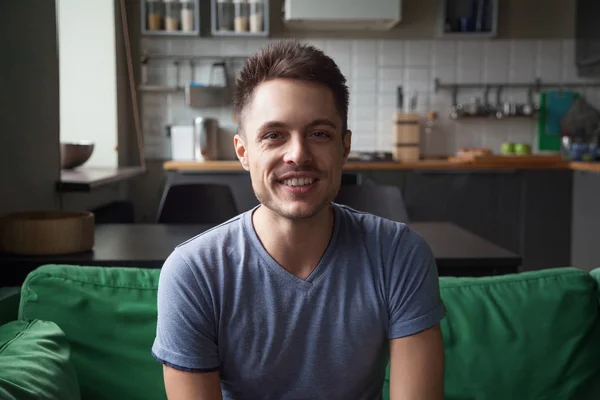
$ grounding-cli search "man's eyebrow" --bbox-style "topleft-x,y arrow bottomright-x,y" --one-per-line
257,119 -> 338,132
257,121 -> 288,133
305,119 -> 338,130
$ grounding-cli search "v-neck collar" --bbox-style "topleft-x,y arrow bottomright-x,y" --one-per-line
243,203 -> 342,293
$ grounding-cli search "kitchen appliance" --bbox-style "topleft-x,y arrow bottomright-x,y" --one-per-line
194,117 -> 220,161
283,0 -> 401,30
169,125 -> 196,161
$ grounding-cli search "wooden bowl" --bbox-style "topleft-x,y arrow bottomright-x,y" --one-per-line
0,211 -> 95,255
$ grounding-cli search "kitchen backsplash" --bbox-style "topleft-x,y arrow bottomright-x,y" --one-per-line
140,37 -> 600,159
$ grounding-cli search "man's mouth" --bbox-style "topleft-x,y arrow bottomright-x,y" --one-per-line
281,177 -> 316,187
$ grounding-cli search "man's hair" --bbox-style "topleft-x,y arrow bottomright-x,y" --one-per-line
233,40 -> 349,133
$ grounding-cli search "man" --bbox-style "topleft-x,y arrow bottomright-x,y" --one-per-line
152,40 -> 446,400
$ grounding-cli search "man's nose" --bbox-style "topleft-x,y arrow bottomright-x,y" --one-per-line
283,136 -> 312,165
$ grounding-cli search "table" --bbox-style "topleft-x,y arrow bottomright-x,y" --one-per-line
0,222 -> 521,286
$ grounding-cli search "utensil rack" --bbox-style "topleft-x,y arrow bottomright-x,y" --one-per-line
138,53 -> 247,93
434,78 -> 600,106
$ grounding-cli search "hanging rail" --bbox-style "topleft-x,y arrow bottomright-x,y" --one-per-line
434,78 -> 600,110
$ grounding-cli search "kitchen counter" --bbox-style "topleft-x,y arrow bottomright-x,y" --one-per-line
57,166 -> 146,192
163,159 -> 600,172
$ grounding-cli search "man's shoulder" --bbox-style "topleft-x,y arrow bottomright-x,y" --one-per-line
174,211 -> 248,257
335,203 -> 431,256
335,203 -> 409,238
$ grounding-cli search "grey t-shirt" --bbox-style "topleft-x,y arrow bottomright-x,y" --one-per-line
152,203 -> 445,400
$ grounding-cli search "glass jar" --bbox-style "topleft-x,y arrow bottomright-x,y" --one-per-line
180,0 -> 195,32
164,0 -> 181,31
234,0 -> 249,32
146,0 -> 164,31
217,0 -> 234,31
249,0 -> 264,33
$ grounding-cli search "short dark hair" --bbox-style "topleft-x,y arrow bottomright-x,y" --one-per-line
233,40 -> 349,133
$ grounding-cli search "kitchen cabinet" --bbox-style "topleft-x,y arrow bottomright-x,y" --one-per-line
571,170 -> 600,271
520,171 -> 572,271
360,169 -> 571,270
576,0 -> 600,77
163,168 -> 574,271
403,170 -> 522,254
437,0 -> 498,38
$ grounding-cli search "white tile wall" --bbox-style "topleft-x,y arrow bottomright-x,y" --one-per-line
140,37 -> 597,159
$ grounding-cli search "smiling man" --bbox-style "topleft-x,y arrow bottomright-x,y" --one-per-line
152,40 -> 446,400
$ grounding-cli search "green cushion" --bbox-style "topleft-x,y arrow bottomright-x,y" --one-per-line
440,267 -> 600,400
0,287 -> 20,325
0,319 -> 80,400
19,264 -> 166,400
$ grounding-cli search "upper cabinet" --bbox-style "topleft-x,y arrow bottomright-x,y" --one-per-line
437,0 -> 498,38
576,0 -> 600,77
283,0 -> 401,31
141,0 -> 200,36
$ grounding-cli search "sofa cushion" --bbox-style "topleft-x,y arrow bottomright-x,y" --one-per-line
0,287 -> 20,326
440,267 -> 600,400
19,264 -> 166,400
0,319 -> 80,400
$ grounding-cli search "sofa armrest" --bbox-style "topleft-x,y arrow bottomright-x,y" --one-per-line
0,287 -> 21,326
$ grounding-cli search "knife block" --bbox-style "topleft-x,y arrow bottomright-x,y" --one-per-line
393,112 -> 421,162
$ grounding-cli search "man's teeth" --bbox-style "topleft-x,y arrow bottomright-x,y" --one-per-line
282,178 -> 315,187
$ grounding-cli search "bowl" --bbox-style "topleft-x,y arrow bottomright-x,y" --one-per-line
0,211 -> 95,255
60,141 -> 94,169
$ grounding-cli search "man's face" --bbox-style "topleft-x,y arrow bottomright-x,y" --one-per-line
234,78 -> 351,220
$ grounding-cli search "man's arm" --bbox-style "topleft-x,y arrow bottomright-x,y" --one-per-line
163,366 -> 223,400
389,323 -> 445,400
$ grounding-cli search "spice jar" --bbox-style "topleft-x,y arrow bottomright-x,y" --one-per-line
217,0 -> 234,31
180,0 -> 195,32
234,0 -> 249,32
164,0 -> 181,31
249,0 -> 264,33
146,0 -> 164,31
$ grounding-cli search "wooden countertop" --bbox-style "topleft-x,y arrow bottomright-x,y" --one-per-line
568,162 -> 600,172
164,158 -> 600,172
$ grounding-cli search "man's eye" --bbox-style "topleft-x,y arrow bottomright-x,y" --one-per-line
311,131 -> 331,138
264,132 -> 281,140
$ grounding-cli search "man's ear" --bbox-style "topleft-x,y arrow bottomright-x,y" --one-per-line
342,130 -> 352,164
234,134 -> 250,171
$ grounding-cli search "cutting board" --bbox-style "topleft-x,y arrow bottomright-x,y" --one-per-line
537,91 -> 580,151
448,154 -> 565,166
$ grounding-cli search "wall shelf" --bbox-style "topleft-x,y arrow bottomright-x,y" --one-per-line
437,0 -> 498,39
211,0 -> 270,37
141,0 -> 201,37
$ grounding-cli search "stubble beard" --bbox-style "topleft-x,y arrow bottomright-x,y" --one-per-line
252,183 -> 335,221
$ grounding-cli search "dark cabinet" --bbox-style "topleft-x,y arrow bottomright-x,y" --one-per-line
571,171 -> 600,271
403,171 -> 522,255
576,0 -> 600,77
520,171 -> 572,271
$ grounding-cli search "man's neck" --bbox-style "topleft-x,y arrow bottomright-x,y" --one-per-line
252,204 -> 334,280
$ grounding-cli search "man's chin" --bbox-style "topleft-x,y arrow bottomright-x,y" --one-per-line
267,200 -> 330,221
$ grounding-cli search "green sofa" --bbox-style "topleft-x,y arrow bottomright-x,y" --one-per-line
1,264 -> 599,400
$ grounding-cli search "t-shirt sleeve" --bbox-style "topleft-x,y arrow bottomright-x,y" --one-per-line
386,227 -> 446,339
151,250 -> 220,372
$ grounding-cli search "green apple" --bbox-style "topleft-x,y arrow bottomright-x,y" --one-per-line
501,142 -> 516,155
514,143 -> 532,155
